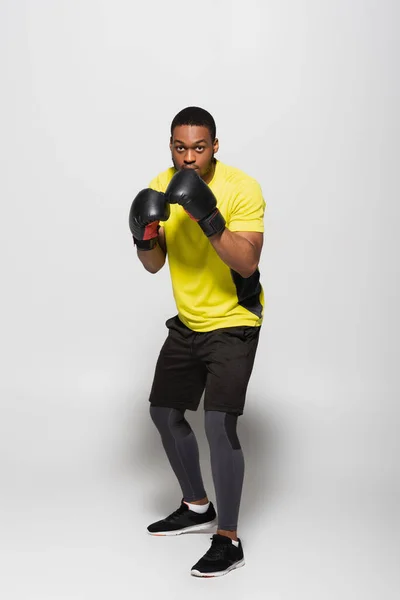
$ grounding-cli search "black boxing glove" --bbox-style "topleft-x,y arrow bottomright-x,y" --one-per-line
165,169 -> 225,237
129,188 -> 170,250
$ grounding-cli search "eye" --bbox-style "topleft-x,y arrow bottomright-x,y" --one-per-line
196,147 -> 205,152
175,146 -> 185,152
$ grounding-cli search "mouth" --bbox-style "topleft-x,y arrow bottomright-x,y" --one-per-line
182,166 -> 198,170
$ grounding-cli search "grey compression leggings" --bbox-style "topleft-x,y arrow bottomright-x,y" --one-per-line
150,406 -> 244,531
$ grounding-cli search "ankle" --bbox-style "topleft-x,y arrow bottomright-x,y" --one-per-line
186,496 -> 209,506
217,529 -> 238,541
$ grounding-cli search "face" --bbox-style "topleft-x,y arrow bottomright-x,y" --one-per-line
170,125 -> 219,183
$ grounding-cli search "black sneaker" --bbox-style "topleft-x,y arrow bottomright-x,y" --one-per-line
190,534 -> 245,577
147,500 -> 217,536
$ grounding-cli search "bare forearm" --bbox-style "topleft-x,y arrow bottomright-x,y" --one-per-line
209,229 -> 259,278
137,242 -> 166,273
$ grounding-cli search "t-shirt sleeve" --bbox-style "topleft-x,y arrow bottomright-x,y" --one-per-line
227,180 -> 266,232
148,175 -> 161,192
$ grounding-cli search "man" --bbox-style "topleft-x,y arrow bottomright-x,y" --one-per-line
129,106 -> 265,577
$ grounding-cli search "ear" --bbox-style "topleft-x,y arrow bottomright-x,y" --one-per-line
213,138 -> 219,154
169,136 -> 173,152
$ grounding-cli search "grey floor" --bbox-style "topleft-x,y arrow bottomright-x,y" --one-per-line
1,463 -> 398,600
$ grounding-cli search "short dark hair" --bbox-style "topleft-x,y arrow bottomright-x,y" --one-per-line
170,106 -> 216,142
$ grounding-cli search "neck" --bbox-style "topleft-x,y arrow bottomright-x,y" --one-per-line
202,159 -> 216,184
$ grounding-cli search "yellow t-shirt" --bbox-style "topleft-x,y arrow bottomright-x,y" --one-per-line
149,160 -> 266,332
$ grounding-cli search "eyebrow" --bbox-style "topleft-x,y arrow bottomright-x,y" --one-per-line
173,139 -> 208,145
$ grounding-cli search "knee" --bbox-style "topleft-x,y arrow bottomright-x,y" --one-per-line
149,405 -> 169,430
150,405 -> 191,438
204,411 -> 241,450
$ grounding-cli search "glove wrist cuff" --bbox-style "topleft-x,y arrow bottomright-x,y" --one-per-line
199,209 -> 226,237
133,237 -> 158,250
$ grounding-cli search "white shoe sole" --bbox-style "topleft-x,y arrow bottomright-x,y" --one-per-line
191,558 -> 245,577
147,518 -> 217,536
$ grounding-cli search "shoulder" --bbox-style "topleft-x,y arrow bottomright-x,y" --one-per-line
215,162 -> 265,219
149,167 -> 176,192
215,161 -> 262,193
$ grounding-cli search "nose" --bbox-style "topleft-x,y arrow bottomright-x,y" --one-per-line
184,149 -> 196,164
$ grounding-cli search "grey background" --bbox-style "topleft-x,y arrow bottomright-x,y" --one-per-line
0,0 -> 399,598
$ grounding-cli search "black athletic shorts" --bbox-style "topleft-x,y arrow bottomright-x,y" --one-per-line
148,315 -> 261,415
